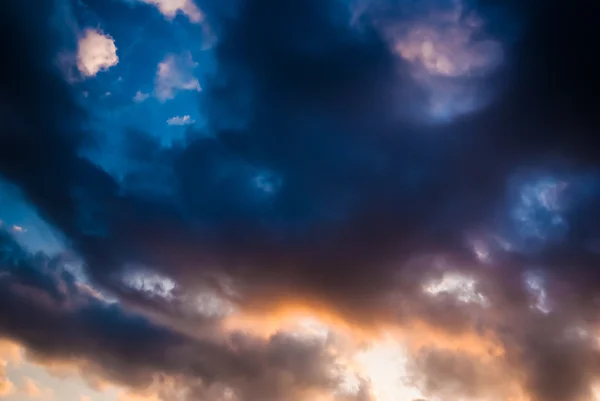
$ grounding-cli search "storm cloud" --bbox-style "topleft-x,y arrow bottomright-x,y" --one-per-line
1,0 -> 600,400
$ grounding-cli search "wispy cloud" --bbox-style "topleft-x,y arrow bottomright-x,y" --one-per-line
154,53 -> 201,102
133,91 -> 150,103
76,28 -> 119,77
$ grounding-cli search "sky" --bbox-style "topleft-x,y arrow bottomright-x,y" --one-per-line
0,0 -> 599,400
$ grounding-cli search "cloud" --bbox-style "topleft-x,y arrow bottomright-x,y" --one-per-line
3,0 -> 600,401
133,91 -> 150,103
0,232 -> 368,401
360,0 -> 505,122
76,28 -> 118,77
0,361 -> 14,397
154,53 -> 201,101
21,377 -> 42,398
0,340 -> 22,364
166,115 -> 195,125
137,0 -> 204,23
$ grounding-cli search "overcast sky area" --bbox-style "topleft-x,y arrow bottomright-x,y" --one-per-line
1,0 -> 599,400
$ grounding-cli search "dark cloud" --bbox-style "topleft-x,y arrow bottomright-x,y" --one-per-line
1,0 -> 600,400
0,231 -> 366,400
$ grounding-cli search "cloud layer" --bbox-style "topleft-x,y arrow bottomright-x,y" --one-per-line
2,0 -> 600,400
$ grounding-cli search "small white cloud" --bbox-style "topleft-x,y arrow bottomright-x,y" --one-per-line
133,91 -> 150,103
138,0 -> 204,23
12,225 -> 27,233
423,271 -> 489,306
154,53 -> 201,101
167,115 -> 195,125
77,28 -> 119,77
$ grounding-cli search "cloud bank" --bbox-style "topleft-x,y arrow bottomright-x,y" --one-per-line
1,0 -> 600,400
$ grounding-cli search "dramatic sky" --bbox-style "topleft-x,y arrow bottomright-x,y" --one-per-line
1,0 -> 599,400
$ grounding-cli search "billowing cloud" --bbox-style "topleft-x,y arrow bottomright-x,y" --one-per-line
154,53 -> 201,101
2,0 -> 600,400
76,28 -> 119,77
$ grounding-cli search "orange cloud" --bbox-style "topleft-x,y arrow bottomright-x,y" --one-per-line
21,377 -> 42,398
0,361 -> 14,397
0,339 -> 23,364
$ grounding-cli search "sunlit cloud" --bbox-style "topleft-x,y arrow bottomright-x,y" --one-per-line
423,271 -> 489,307
375,0 -> 504,122
76,28 -> 119,77
0,340 -> 23,365
122,269 -> 236,318
154,53 -> 201,101
21,377 -> 42,398
354,337 -> 424,401
123,269 -> 177,300
0,361 -> 14,397
4,0 -> 600,400
137,0 -> 204,23
118,390 -> 162,401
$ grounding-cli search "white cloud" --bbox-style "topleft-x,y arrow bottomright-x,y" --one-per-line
138,0 -> 203,23
166,115 -> 195,125
76,28 -> 119,77
123,270 -> 177,300
423,271 -> 489,306
154,53 -> 201,101
133,91 -> 150,103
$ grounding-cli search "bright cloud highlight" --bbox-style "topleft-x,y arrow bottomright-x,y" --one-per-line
76,28 -> 119,77
138,0 -> 204,23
